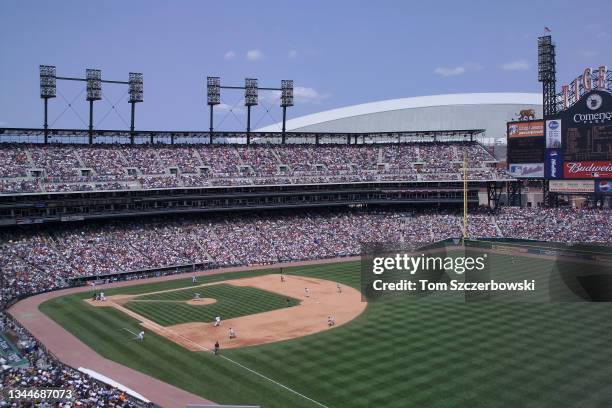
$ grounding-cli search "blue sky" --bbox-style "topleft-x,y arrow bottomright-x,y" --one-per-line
1,0 -> 610,131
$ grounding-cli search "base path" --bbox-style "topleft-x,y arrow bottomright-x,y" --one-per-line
8,256 -> 359,408
167,274 -> 366,350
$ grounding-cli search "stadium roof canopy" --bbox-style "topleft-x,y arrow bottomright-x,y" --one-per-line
257,93 -> 542,157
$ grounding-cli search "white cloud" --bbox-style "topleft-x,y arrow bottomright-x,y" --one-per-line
289,49 -> 298,58
259,86 -> 330,105
294,86 -> 330,103
433,66 -> 466,77
259,90 -> 282,104
224,51 -> 236,60
246,49 -> 263,61
500,60 -> 530,71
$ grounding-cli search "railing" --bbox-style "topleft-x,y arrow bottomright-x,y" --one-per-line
0,127 -> 486,145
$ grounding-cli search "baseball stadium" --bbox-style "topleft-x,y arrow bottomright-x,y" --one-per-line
1,3 -> 612,408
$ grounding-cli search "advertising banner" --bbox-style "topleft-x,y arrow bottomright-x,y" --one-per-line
546,119 -> 562,148
544,149 -> 562,179
507,121 -> 544,138
563,161 -> 612,179
508,163 -> 544,178
549,180 -> 595,193
595,180 -> 612,194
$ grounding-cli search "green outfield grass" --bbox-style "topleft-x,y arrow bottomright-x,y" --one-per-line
124,283 -> 300,326
40,255 -> 612,408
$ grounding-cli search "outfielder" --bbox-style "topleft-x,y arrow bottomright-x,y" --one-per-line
138,331 -> 145,341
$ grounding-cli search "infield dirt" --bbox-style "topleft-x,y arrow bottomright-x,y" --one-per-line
85,273 -> 367,350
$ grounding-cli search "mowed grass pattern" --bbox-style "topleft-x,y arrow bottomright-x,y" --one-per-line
41,257 -> 612,407
124,284 -> 299,326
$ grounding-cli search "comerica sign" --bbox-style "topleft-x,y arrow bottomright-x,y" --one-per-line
573,111 -> 612,124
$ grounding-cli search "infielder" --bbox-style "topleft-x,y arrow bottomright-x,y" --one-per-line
229,327 -> 236,339
337,283 -> 342,293
304,287 -> 310,298
214,316 -> 221,327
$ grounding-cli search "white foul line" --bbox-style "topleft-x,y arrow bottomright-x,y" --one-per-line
154,326 -> 330,408
122,327 -> 138,337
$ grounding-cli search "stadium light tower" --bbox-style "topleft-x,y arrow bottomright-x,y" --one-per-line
86,69 -> 102,144
128,73 -> 143,144
538,36 -> 557,119
40,65 -> 57,144
244,78 -> 258,144
207,76 -> 221,143
280,80 -> 294,144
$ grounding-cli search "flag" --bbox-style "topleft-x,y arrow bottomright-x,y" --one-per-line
544,27 -> 551,33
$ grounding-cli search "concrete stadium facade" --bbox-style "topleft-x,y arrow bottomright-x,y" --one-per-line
259,93 -> 542,158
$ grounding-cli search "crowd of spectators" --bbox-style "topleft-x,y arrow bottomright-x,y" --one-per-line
2,207 -> 610,306
0,142 -> 505,193
0,205 -> 610,405
0,312 -> 146,407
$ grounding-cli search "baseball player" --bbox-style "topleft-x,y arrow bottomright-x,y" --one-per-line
192,275 -> 198,284
327,316 -> 336,327
280,274 -> 285,283
214,340 -> 219,355
304,287 -> 310,298
138,331 -> 145,341
214,316 -> 221,327
229,327 -> 236,339
336,283 -> 342,293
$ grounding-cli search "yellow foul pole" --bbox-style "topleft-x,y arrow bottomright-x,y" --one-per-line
463,152 -> 468,242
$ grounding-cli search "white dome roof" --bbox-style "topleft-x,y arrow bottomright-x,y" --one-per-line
257,92 -> 542,132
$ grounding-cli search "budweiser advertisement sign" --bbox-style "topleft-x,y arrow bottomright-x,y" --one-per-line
563,161 -> 612,179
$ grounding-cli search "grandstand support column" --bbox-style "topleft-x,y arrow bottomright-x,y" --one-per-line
507,180 -> 523,207
43,97 -> 49,144
88,100 -> 94,144
542,179 -> 558,207
487,181 -> 503,210
281,106 -> 287,144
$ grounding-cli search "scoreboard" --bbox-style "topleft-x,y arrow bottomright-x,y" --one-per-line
507,89 -> 612,189
506,120 -> 545,177
546,89 -> 612,180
